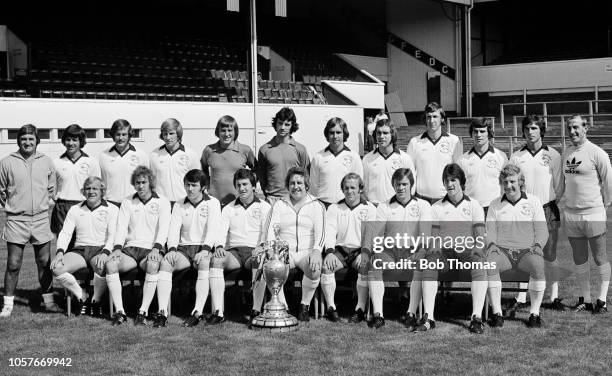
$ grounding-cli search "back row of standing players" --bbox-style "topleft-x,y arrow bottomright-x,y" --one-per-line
0,104 -> 610,331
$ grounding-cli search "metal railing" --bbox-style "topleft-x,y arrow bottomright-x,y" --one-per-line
460,132 -> 612,155
500,99 -> 612,129
511,113 -> 612,138
447,116 -> 497,133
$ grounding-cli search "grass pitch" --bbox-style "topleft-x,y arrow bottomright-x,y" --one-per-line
0,212 -> 610,376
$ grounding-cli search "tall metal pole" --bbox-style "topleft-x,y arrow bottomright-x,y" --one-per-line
250,0 -> 259,153
465,0 -> 473,117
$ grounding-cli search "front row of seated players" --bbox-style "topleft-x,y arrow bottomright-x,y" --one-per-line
52,164 -> 549,331
354,163 -> 549,332
420,163 -> 547,333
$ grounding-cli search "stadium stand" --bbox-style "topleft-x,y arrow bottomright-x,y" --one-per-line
0,37 -> 349,104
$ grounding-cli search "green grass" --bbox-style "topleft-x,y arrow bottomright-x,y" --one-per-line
0,212 -> 611,376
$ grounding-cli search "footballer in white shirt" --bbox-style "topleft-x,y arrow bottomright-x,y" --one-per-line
419,163 -> 488,334
457,118 -> 507,213
99,119 -> 149,207
485,164 -> 548,328
52,124 -> 101,235
362,168 -> 432,329
309,117 -> 363,207
155,169 -> 222,327
212,169 -> 271,325
105,166 -> 171,326
362,119 -> 415,204
320,172 -> 376,323
407,102 -> 463,203
50,177 -> 118,317
149,118 -> 200,204
509,115 -> 564,312
562,115 -> 612,314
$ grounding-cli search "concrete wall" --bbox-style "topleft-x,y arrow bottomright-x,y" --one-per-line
0,99 -> 365,159
472,57 -> 612,94
270,49 -> 292,81
323,80 -> 385,109
336,54 -> 389,82
386,0 -> 460,112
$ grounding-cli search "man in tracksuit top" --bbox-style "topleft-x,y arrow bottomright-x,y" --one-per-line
0,124 -> 56,317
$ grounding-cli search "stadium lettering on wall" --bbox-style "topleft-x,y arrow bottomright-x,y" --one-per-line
387,32 -> 456,80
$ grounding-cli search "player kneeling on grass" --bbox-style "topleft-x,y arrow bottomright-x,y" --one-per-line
321,173 -> 376,322
420,164 -> 487,333
106,166 -> 171,326
362,168 -> 432,329
155,169 -> 221,327
214,169 -> 271,324
51,177 -> 118,316
485,164 -> 548,328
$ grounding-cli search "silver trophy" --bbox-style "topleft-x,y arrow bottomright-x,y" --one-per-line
250,224 -> 298,332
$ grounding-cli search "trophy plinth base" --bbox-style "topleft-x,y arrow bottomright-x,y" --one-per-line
250,304 -> 298,332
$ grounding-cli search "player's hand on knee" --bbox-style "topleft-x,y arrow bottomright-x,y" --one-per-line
50,253 -> 64,270
109,250 -> 122,262
193,251 -> 209,266
410,248 -> 426,261
147,249 -> 163,263
471,248 -> 485,260
309,252 -> 322,272
213,246 -> 226,258
92,254 -> 108,271
530,244 -> 543,257
485,244 -> 499,257
323,254 -> 338,271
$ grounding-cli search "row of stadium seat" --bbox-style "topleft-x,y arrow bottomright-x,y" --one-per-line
23,37 -> 342,102
36,90 -> 245,102
41,59 -> 247,76
0,89 -> 29,98
31,89 -> 319,104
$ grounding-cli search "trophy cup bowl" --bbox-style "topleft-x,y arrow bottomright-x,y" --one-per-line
250,238 -> 299,332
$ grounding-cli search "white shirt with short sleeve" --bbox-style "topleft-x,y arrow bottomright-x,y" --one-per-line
54,152 -> 101,201
167,194 -> 221,251
310,146 -> 363,204
363,148 -> 415,204
365,196 -> 432,254
457,145 -> 507,208
56,200 -> 119,253
149,144 -> 200,202
218,197 -> 271,249
407,131 -> 463,199
431,194 -> 485,240
509,145 -> 562,205
99,144 -> 149,203
486,192 -> 548,249
325,198 -> 376,251
114,193 -> 171,250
